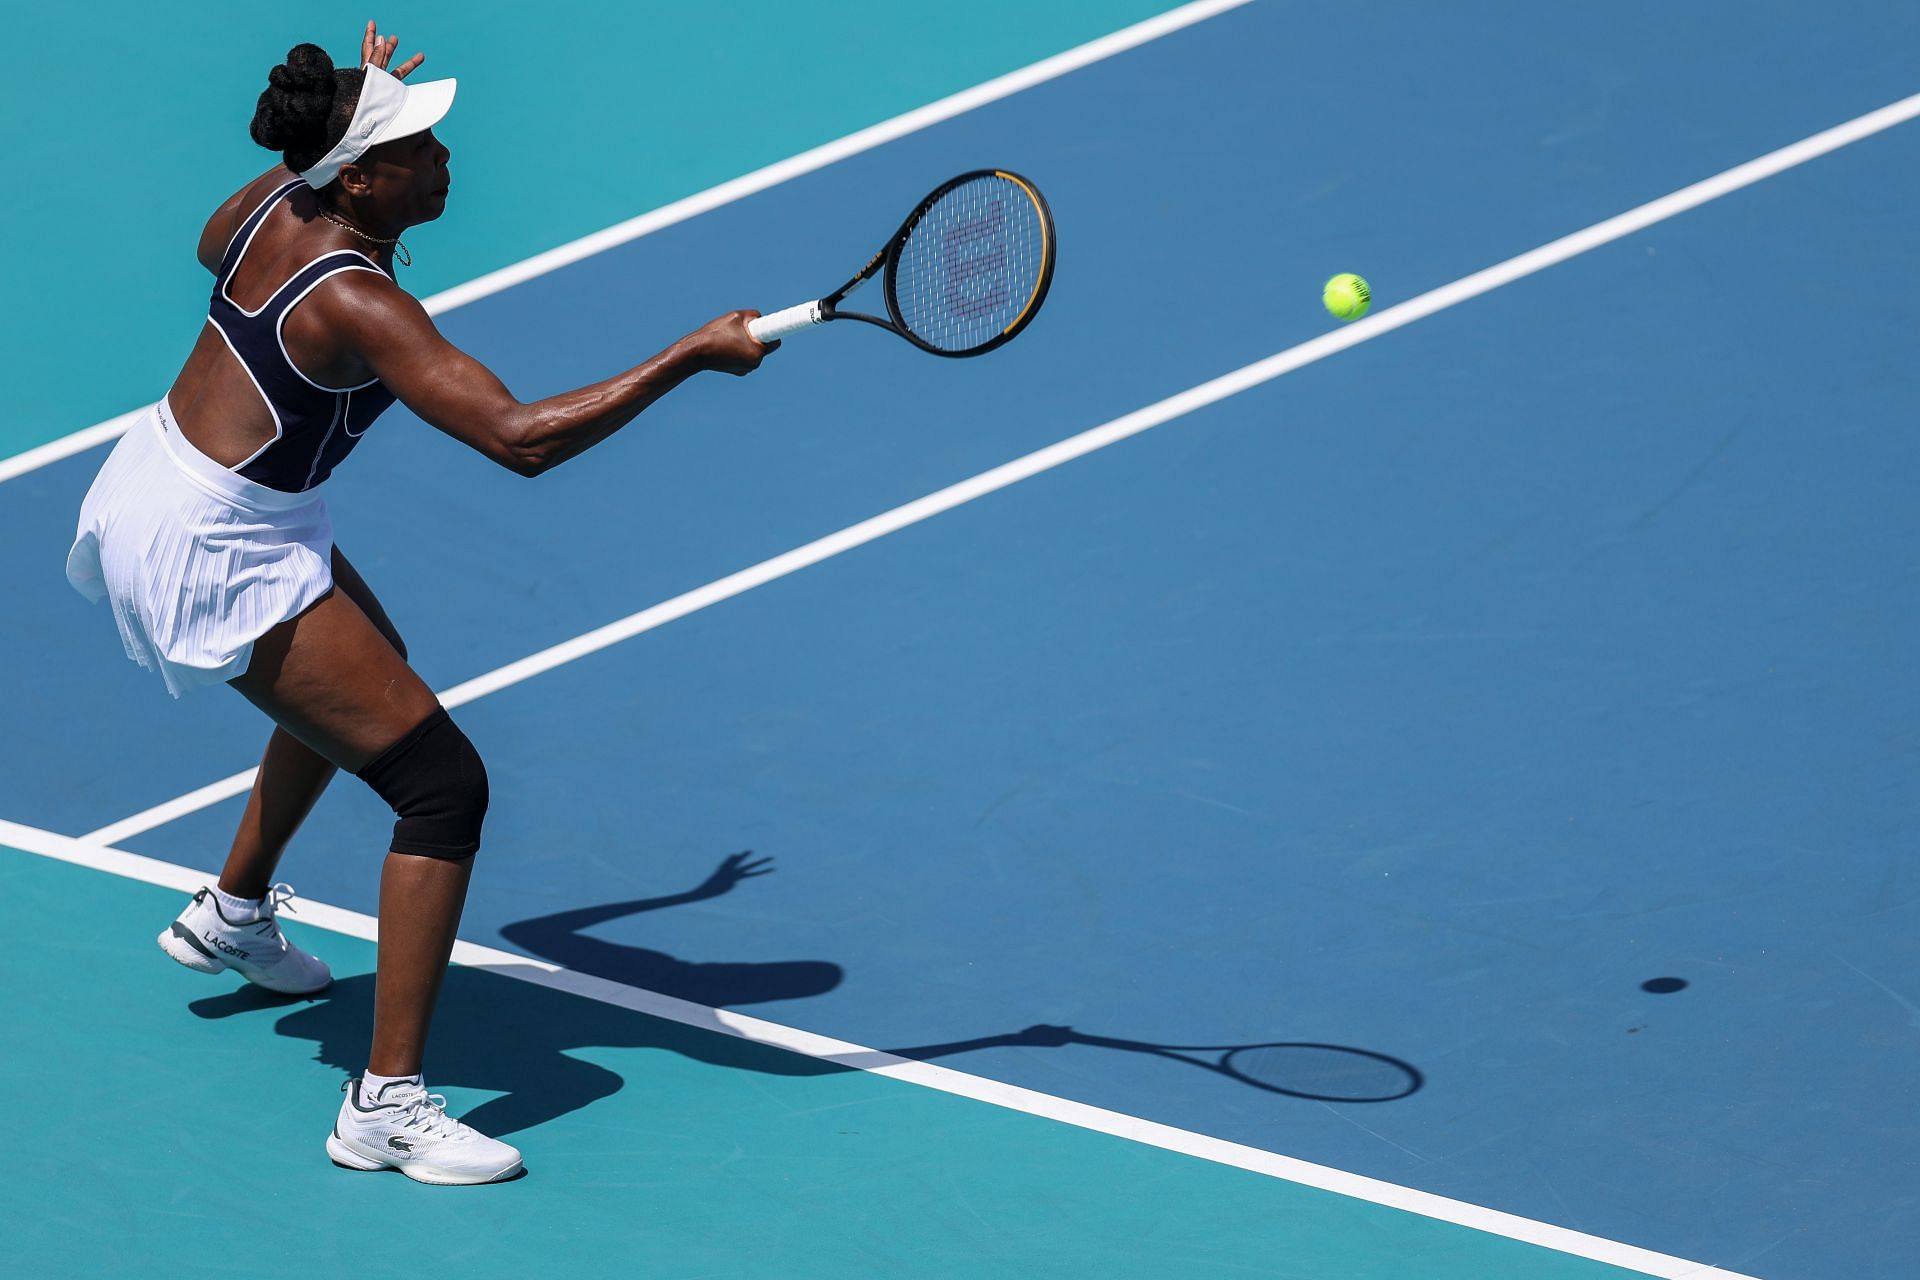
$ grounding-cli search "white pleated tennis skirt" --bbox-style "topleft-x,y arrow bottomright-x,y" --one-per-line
64,398 -> 335,698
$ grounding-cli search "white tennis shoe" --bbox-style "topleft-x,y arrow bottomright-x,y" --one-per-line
157,883 -> 332,995
327,1078 -> 524,1185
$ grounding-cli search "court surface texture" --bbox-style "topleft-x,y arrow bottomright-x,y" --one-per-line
5,4 -> 1918,1277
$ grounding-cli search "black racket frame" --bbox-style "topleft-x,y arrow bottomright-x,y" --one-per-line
816,169 -> 1057,358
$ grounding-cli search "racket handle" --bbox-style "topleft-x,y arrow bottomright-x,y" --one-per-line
748,301 -> 825,343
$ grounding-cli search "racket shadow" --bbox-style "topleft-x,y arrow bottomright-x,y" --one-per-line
885,1024 -> 1424,1104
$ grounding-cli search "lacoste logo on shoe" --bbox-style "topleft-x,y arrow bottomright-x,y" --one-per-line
202,931 -> 250,960
387,1137 -> 414,1154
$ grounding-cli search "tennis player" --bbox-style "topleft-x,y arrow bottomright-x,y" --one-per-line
64,23 -> 771,1185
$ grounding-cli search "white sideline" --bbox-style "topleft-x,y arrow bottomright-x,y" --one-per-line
0,0 -> 1254,486
0,407 -> 150,486
0,815 -> 1760,1279
80,84 -> 1920,852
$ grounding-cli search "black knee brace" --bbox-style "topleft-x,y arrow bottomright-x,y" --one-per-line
356,708 -> 489,859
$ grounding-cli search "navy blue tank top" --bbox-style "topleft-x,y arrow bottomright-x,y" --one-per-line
206,180 -> 399,492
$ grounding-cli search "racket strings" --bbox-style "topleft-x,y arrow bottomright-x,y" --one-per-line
892,174 -> 1048,353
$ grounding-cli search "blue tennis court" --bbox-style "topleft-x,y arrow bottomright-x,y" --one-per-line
6,3 -> 1919,1276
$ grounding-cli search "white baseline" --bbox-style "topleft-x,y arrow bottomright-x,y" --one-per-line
82,85 -> 1920,851
0,816 -> 1760,1279
0,0 -> 1252,486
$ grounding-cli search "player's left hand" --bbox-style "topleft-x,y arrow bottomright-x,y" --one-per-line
360,19 -> 425,78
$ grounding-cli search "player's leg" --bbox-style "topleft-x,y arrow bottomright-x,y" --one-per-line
215,549 -> 408,899
227,586 -> 518,1182
368,845 -> 471,1074
229,583 -> 463,1069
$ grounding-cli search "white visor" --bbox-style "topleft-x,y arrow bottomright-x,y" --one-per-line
299,63 -> 455,189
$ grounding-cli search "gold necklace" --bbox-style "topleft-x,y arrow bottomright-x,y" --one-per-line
318,207 -> 411,268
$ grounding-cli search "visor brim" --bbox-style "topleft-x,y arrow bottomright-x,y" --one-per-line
368,76 -> 456,150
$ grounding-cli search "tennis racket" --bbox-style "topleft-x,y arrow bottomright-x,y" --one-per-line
747,170 -> 1056,357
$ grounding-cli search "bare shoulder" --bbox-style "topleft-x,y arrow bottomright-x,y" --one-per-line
280,258 -> 431,391
307,260 -> 432,338
196,165 -> 301,273
321,261 -> 417,310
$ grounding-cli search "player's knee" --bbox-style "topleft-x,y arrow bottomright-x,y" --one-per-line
355,708 -> 489,859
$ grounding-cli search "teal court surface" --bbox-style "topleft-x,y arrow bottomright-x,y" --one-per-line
6,3 -> 1920,1277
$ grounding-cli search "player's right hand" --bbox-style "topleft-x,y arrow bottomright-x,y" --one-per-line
693,310 -> 776,375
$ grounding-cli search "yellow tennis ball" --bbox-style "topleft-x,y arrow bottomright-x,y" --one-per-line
1323,273 -> 1371,322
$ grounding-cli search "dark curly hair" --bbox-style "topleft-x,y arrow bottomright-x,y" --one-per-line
249,44 -> 366,177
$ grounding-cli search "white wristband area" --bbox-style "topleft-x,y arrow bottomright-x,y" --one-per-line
748,300 -> 826,343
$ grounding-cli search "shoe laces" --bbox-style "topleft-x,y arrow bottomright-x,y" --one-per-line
249,883 -> 300,944
392,1089 -> 468,1141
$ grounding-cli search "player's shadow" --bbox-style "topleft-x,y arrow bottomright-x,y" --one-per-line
188,968 -> 847,1137
186,852 -> 845,1137
186,851 -> 1420,1138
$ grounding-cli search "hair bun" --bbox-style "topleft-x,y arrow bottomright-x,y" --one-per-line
251,43 -> 339,158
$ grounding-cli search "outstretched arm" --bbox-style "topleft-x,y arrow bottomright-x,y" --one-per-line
316,272 -> 774,476
499,853 -> 774,949
498,852 -> 773,967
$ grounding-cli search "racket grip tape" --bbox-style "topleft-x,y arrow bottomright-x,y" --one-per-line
748,301 -> 825,344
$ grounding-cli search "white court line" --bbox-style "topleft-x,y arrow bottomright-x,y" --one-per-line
0,406 -> 151,486
81,85 -> 1920,850
0,0 -> 1253,487
0,816 -> 1760,1280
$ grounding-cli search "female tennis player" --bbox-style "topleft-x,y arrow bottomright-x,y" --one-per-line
64,23 -> 771,1185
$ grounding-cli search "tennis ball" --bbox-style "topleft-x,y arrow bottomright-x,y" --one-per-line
1323,273 -> 1371,322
